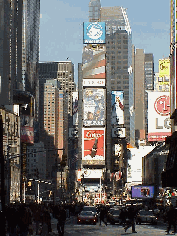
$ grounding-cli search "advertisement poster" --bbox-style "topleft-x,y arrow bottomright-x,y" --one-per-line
83,22 -> 105,44
148,92 -> 171,141
111,91 -> 124,125
83,88 -> 105,126
21,115 -> 34,144
82,128 -> 105,165
82,47 -> 106,79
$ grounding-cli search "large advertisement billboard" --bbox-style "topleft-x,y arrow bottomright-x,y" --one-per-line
83,22 -> 105,44
111,91 -> 124,125
72,92 -> 78,125
82,46 -> 106,79
83,88 -> 105,126
21,115 -> 34,144
131,186 -> 155,199
148,92 -> 171,141
82,128 -> 105,166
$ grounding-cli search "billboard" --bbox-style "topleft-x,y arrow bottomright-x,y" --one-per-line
112,127 -> 126,138
111,91 -> 124,125
72,92 -> 78,125
82,46 -> 106,79
82,169 -> 102,178
148,92 -> 171,142
83,88 -> 105,126
82,128 -> 105,166
83,22 -> 105,44
21,115 -> 34,144
131,186 -> 154,199
159,59 -> 170,78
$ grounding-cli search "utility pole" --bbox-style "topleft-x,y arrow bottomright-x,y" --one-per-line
0,115 -> 6,236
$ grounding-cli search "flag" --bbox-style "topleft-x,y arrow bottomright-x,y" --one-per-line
115,171 -> 122,181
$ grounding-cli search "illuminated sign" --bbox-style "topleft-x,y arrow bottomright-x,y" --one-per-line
148,92 -> 171,142
131,186 -> 154,199
83,22 -> 105,44
83,79 -> 105,87
82,128 -> 105,166
83,88 -> 105,126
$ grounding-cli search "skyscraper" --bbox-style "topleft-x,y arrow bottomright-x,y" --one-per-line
100,6 -> 135,146
89,0 -> 101,22
0,0 -> 40,110
132,48 -> 154,146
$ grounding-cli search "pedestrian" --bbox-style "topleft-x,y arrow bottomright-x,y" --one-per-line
41,207 -> 51,236
56,206 -> 66,236
33,205 -> 42,235
18,204 -> 33,236
124,203 -> 138,233
119,207 -> 127,227
6,205 -> 18,236
99,205 -> 107,226
165,204 -> 176,234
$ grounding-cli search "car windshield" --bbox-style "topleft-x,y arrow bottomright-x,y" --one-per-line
83,207 -> 96,212
140,211 -> 153,215
80,211 -> 94,216
112,210 -> 120,214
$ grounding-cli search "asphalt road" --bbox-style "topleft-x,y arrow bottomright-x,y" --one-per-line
49,216 -> 176,236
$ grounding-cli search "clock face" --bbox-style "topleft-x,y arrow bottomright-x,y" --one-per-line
154,95 -> 170,116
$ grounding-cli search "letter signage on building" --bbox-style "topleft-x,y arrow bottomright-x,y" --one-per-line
148,92 -> 171,141
82,128 -> 105,166
83,22 -> 105,44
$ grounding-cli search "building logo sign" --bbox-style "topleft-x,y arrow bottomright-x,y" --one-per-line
83,22 -> 105,44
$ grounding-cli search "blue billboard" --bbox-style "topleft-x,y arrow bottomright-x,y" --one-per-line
83,22 -> 105,44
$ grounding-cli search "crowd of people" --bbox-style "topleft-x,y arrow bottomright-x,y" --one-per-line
1,200 -> 177,235
2,201 -> 84,236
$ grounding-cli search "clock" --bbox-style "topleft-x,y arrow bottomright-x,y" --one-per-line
154,95 -> 170,116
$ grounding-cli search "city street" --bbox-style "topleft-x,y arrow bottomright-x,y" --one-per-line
49,216 -> 172,236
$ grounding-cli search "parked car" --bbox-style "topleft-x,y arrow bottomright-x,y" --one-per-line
136,210 -> 158,225
107,208 -> 121,225
77,211 -> 97,224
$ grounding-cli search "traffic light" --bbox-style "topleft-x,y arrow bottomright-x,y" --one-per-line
28,181 -> 31,187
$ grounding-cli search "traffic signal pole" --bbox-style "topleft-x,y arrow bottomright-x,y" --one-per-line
0,115 -> 6,236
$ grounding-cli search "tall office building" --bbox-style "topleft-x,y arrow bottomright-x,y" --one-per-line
38,62 -> 75,178
100,6 -> 135,146
0,0 -> 40,110
89,0 -> 101,22
132,48 -> 154,146
42,79 -> 64,179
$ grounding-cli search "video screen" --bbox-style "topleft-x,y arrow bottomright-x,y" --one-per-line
131,186 -> 154,199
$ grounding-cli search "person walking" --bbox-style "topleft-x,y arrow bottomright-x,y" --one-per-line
99,205 -> 107,226
57,206 -> 66,236
124,203 -> 138,233
165,204 -> 176,234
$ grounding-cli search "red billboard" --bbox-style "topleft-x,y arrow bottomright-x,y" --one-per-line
82,128 -> 105,166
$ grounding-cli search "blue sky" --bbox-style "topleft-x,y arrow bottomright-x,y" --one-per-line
40,0 -> 170,83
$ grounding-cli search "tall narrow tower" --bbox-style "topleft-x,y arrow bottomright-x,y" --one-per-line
89,0 -> 101,22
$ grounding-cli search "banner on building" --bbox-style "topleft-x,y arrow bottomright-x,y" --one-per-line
83,88 -> 105,126
82,128 -> 105,165
83,22 -> 105,44
72,92 -> 78,125
111,91 -> 124,125
148,92 -> 171,141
